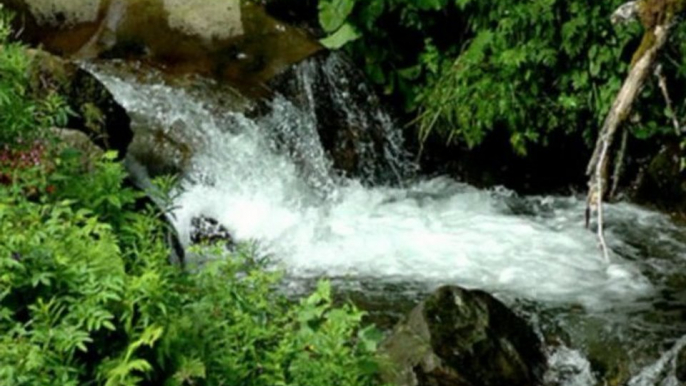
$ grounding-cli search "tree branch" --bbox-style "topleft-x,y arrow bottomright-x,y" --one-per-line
655,64 -> 682,135
585,0 -> 682,262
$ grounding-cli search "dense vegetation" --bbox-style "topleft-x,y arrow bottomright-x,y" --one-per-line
317,0 -> 686,155
0,10 -> 385,386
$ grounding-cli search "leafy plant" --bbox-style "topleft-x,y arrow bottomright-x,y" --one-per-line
317,0 -> 686,154
0,5 -> 69,146
0,146 -> 385,386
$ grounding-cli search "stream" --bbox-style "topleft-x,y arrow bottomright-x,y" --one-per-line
87,56 -> 686,386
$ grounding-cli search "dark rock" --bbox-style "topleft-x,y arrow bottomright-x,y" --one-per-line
413,128 -> 591,195
633,141 -> 686,217
267,51 -> 413,184
380,286 -> 546,386
190,216 -> 235,250
26,49 -> 132,157
263,0 -> 320,34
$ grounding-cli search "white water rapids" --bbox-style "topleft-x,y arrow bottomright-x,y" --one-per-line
87,57 -> 686,386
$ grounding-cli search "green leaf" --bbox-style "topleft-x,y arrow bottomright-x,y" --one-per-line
318,0 -> 356,33
320,23 -> 361,50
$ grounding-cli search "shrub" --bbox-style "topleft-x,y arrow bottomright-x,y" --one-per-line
317,0 -> 686,154
0,149 -> 384,386
0,5 -> 69,146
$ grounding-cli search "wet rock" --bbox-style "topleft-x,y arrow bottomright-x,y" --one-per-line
26,49 -> 132,156
6,0 -> 321,95
380,286 -> 546,386
267,51 -> 412,183
190,216 -> 235,250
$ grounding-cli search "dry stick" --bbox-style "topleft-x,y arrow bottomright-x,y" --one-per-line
586,23 -> 671,263
655,64 -> 682,135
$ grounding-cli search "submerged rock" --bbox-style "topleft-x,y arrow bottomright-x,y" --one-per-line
190,216 -> 235,250
380,286 -> 546,386
26,50 -> 132,156
6,0 -> 321,94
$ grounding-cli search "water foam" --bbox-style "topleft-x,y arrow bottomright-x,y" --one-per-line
84,57 -> 686,385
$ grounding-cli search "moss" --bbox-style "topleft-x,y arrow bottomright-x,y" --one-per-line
631,0 -> 686,67
638,0 -> 686,29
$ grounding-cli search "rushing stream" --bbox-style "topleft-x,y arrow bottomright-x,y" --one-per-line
86,56 -> 686,386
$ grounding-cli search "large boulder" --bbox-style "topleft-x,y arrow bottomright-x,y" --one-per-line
5,0 -> 322,95
380,286 -> 546,386
27,49 -> 132,156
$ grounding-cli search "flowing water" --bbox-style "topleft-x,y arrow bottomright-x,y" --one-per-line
86,56 -> 686,386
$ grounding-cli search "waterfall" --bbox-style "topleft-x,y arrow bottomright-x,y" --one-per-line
86,55 -> 686,386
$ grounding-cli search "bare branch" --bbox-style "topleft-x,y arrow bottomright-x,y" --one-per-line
655,64 -> 682,135
586,20 -> 674,263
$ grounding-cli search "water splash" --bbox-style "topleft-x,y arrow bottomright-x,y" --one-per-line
545,345 -> 597,386
86,58 -> 686,386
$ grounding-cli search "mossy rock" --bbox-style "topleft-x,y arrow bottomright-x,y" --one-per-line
26,49 -> 132,156
380,286 -> 546,386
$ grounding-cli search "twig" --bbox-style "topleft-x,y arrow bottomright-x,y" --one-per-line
655,64 -> 682,135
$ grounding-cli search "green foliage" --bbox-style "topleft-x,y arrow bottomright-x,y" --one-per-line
318,0 -> 361,48
0,6 -> 69,146
321,23 -> 361,49
0,148 -> 384,385
318,0 -> 686,154
0,28 -> 385,384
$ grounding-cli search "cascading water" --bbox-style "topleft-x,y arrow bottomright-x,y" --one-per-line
86,56 -> 686,386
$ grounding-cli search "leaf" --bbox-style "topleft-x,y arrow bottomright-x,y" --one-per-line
318,0 -> 356,33
357,326 -> 383,352
320,23 -> 361,50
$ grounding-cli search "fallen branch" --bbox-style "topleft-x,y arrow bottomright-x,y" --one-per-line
586,0 -> 682,262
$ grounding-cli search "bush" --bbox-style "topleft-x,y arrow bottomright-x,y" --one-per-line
0,14 -> 386,383
0,5 -> 69,146
317,0 -> 686,154
0,151 -> 385,386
